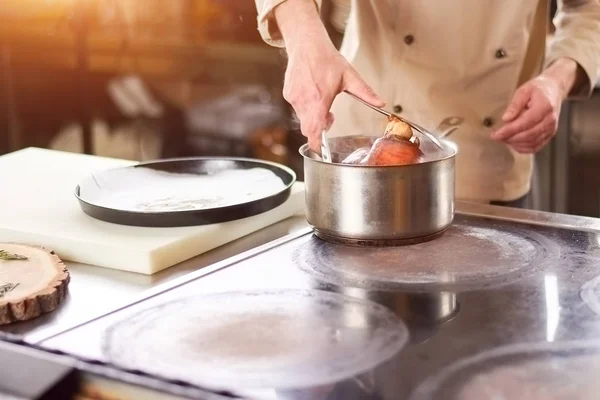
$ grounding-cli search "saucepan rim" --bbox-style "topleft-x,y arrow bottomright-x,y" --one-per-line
298,136 -> 458,167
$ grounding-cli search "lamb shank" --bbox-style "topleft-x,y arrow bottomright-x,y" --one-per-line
341,115 -> 424,166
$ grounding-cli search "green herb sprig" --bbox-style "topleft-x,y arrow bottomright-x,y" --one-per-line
0,250 -> 28,261
0,283 -> 19,298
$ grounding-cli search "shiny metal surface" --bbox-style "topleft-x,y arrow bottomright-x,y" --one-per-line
102,289 -> 409,393
409,339 -> 600,399
0,339 -> 229,400
4,201 -> 600,346
38,209 -> 600,399
320,130 -> 333,163
4,203 -> 600,399
294,216 -> 561,292
434,117 -> 464,139
0,216 -> 309,343
456,201 -> 600,233
337,288 -> 459,345
300,140 -> 456,243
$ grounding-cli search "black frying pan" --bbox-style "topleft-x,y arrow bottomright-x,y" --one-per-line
74,157 -> 296,227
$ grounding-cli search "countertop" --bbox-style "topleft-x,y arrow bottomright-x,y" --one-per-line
0,216 -> 309,343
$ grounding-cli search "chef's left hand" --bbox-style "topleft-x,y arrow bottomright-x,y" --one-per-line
490,75 -> 564,154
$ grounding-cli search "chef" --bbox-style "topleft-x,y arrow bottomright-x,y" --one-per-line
254,0 -> 600,208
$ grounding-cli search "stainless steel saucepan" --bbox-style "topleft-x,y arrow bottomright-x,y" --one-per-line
299,118 -> 461,245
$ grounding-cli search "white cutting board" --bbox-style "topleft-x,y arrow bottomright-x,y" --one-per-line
0,148 -> 305,275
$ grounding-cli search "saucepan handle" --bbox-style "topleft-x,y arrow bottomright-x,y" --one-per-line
433,117 -> 464,139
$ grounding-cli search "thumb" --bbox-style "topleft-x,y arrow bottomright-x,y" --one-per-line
325,112 -> 335,131
307,114 -> 334,156
502,85 -> 533,122
308,135 -> 321,154
343,69 -> 385,108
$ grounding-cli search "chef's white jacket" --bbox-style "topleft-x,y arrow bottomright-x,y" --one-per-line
255,0 -> 600,203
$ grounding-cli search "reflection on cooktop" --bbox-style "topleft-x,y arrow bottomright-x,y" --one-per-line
337,288 -> 460,345
294,219 -> 561,291
581,275 -> 600,317
409,340 -> 600,400
102,289 -> 409,393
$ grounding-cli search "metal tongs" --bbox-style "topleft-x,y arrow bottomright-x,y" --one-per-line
320,130 -> 333,163
318,91 -> 462,162
343,90 -> 447,150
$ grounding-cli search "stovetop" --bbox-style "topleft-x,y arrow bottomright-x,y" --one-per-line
10,209 -> 600,399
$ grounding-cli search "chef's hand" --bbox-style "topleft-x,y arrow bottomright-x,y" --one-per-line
491,58 -> 584,154
274,0 -> 384,151
490,76 -> 562,153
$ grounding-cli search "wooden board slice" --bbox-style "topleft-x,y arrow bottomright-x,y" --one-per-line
0,243 -> 70,325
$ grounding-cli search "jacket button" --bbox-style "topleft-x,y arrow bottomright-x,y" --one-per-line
483,117 -> 494,127
393,105 -> 403,113
403,35 -> 415,45
495,49 -> 507,59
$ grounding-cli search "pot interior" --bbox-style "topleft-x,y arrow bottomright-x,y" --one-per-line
299,134 -> 458,165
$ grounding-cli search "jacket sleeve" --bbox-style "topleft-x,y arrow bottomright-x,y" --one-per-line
255,0 -> 322,48
546,0 -> 600,99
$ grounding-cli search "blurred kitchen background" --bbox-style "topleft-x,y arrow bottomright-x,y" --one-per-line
1,0 -> 599,217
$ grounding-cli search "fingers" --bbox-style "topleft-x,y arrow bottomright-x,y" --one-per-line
502,85 -> 533,122
325,112 -> 335,131
300,108 -> 329,151
491,108 -> 544,141
285,87 -> 333,147
283,65 -> 340,144
282,57 -> 381,149
493,108 -> 555,153
307,135 -> 321,153
510,132 -> 553,153
505,114 -> 556,144
492,75 -> 562,154
305,112 -> 335,153
343,69 -> 385,108
491,94 -> 550,142
505,114 -> 557,153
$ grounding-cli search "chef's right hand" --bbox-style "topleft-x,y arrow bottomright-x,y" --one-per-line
274,0 -> 385,151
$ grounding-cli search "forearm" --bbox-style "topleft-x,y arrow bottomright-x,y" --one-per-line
273,0 -> 331,51
545,0 -> 600,98
541,57 -> 587,99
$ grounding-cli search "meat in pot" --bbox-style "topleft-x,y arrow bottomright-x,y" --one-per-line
341,115 -> 424,166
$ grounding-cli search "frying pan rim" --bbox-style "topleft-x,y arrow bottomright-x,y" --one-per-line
73,156 -> 297,219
